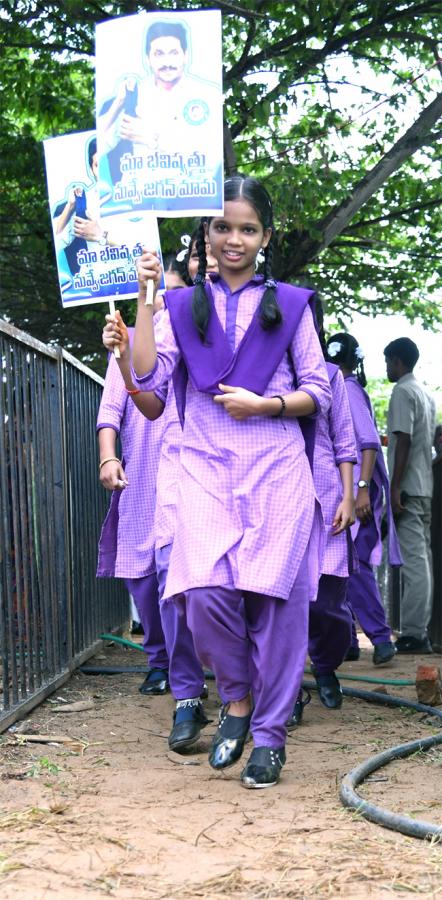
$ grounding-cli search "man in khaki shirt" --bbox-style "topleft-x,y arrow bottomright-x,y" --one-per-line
385,338 -> 436,653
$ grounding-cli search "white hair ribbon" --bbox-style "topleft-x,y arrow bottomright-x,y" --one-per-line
327,341 -> 342,357
176,234 -> 191,262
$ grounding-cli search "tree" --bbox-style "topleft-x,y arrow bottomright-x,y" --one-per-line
1,0 -> 441,373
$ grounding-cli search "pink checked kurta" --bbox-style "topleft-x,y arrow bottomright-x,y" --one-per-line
96,334 -> 165,579
314,368 -> 357,576
133,279 -> 331,602
154,384 -> 182,551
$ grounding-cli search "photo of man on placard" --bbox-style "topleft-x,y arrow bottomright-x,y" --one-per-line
96,11 -> 223,216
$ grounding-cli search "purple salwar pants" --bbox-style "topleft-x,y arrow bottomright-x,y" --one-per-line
184,558 -> 310,748
346,520 -> 392,647
125,574 -> 168,669
308,575 -> 352,675
155,544 -> 205,700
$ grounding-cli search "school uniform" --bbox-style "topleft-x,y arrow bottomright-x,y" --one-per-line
132,274 -> 331,748
344,376 -> 401,649
153,383 -> 206,701
96,342 -> 167,670
308,364 -> 357,675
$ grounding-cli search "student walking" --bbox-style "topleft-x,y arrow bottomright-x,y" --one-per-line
102,246 -> 218,752
123,175 -> 331,788
326,333 -> 401,665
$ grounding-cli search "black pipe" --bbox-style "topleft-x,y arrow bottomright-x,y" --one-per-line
302,680 -> 442,840
79,665 -> 148,675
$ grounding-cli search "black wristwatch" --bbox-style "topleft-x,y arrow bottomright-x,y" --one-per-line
357,479 -> 370,489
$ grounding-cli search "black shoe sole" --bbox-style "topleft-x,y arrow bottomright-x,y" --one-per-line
373,655 -> 396,665
139,684 -> 170,695
241,777 -> 279,789
168,733 -> 201,753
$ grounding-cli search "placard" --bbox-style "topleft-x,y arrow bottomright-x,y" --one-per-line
44,130 -> 163,307
96,10 -> 223,218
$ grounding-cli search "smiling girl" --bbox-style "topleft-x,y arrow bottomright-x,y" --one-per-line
109,176 -> 331,788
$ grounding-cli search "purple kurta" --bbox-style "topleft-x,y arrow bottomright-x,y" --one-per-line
345,375 -> 401,567
96,333 -> 164,578
313,365 -> 357,577
154,385 -> 182,551
132,277 -> 331,602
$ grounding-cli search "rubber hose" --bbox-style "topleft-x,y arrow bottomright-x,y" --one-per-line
100,633 -> 145,652
302,680 -> 442,840
79,665 -> 148,675
302,680 -> 442,719
340,732 -> 442,840
305,669 -> 414,687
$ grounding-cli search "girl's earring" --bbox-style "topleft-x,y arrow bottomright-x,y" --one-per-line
256,248 -> 265,267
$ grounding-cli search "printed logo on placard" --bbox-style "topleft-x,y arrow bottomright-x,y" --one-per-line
183,100 -> 210,126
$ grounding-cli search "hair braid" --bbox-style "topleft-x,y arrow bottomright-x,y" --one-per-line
357,359 -> 367,388
259,232 -> 282,330
313,294 -> 327,359
191,221 -> 210,341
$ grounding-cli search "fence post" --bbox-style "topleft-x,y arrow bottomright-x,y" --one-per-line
56,346 -> 74,668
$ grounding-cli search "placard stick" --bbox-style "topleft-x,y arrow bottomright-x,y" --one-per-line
108,299 -> 120,358
144,279 -> 154,307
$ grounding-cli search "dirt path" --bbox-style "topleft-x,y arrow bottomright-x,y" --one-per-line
1,636 -> 441,899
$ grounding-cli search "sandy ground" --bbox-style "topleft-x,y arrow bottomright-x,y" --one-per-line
1,634 -> 441,900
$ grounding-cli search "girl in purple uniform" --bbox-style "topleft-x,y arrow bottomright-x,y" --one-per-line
102,247 -> 218,754
326,333 -> 401,665
288,304 -> 357,726
98,254 -> 199,704
118,176 -> 331,789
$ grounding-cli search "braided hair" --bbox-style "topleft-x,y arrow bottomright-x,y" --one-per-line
191,175 -> 281,341
191,219 -> 210,340
313,294 -> 328,360
325,332 -> 367,387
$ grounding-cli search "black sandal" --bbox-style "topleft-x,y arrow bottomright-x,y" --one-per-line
208,704 -> 251,770
240,746 -> 286,789
286,688 -> 311,730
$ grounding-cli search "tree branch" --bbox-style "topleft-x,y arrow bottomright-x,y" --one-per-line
287,91 -> 442,267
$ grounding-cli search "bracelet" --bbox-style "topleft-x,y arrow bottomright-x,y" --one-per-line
125,387 -> 141,396
99,456 -> 120,472
271,395 -> 286,417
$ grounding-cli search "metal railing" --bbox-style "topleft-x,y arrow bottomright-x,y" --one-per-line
0,319 -> 128,731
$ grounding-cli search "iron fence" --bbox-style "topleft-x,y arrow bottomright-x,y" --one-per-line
0,319 -> 128,731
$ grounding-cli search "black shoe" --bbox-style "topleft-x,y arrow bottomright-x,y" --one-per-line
130,621 -> 144,636
208,705 -> 252,770
286,689 -> 311,730
139,667 -> 169,695
373,641 -> 397,665
313,671 -> 343,709
344,646 -> 360,661
168,699 -> 210,753
395,635 -> 433,654
240,746 -> 286,789
200,682 -> 209,701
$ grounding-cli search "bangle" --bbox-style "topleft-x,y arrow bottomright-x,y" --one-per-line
125,387 -> 141,396
99,456 -> 120,472
271,395 -> 286,417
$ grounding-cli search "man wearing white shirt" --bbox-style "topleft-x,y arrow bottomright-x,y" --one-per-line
385,338 -> 436,654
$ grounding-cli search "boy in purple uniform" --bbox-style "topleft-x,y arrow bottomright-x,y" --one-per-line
327,333 -> 401,665
120,176 -> 331,788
